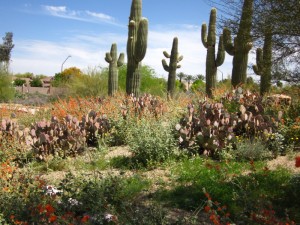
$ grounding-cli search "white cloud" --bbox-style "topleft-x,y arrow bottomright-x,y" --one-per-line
86,11 -> 114,21
11,24 -> 258,82
42,5 -> 119,25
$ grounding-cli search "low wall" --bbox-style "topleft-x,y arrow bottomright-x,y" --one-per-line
15,86 -> 66,96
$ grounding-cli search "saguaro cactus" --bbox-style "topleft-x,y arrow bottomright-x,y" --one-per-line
253,30 -> 272,96
223,0 -> 253,87
105,43 -> 124,96
201,8 -> 225,98
126,0 -> 148,96
162,37 -> 183,99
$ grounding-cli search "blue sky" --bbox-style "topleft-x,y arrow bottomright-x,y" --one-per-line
0,0 -> 253,80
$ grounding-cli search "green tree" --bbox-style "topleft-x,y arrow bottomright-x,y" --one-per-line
177,72 -> 186,83
13,78 -> 26,86
0,32 -> 14,70
30,77 -> 43,87
184,75 -> 195,90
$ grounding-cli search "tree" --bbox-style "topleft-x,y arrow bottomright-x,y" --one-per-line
177,72 -> 186,83
30,77 -> 43,87
0,32 -> 14,70
204,0 -> 300,83
13,78 -> 26,86
61,67 -> 82,79
184,75 -> 195,90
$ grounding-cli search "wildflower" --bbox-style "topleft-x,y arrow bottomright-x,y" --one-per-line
81,215 -> 90,223
295,156 -> 300,168
49,215 -> 57,223
204,205 -> 211,212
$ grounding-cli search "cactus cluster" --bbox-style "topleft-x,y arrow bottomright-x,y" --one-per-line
176,89 -> 279,156
121,94 -> 165,119
1,111 -> 110,161
126,0 -> 148,96
201,8 -> 225,98
105,43 -> 124,96
162,37 -> 183,99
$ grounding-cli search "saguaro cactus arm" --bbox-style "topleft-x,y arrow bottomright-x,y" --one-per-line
162,59 -> 169,72
216,35 -> 225,66
134,18 -> 148,61
201,23 -> 208,48
223,28 -> 235,56
117,53 -> 125,67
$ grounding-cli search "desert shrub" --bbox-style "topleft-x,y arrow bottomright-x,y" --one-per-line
0,69 -> 14,102
221,138 -> 273,161
66,67 -> 108,97
29,77 -> 43,87
13,78 -> 26,86
127,118 -> 177,166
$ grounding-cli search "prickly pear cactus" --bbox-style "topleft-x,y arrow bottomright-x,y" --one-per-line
223,0 -> 253,87
162,37 -> 183,99
105,43 -> 124,96
126,0 -> 148,96
201,8 -> 225,98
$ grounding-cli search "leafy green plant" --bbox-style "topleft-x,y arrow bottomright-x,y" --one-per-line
13,78 -> 26,86
0,68 -> 15,102
226,138 -> 273,161
127,118 -> 177,167
29,77 -> 43,87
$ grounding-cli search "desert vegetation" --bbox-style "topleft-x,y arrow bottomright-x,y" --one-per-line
0,0 -> 299,224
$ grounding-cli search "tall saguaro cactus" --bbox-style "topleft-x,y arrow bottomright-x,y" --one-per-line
162,37 -> 183,99
201,8 -> 225,98
253,30 -> 272,96
223,0 -> 253,87
105,43 -> 124,96
126,0 -> 148,96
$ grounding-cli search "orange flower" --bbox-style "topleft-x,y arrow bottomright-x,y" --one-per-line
81,215 -> 90,223
49,215 -> 57,223
204,205 -> 211,212
295,156 -> 300,168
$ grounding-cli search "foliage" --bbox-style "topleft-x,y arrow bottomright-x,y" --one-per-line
0,32 -> 14,69
29,77 -> 43,87
66,67 -> 108,97
61,66 -> 82,78
221,137 -> 273,161
0,68 -> 15,102
14,72 -> 34,79
13,78 -> 26,86
127,117 -> 177,167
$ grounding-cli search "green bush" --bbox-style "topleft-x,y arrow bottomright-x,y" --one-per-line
221,138 -> 273,161
29,77 -> 43,87
0,69 -> 15,102
66,67 -> 108,97
127,118 -> 177,166
13,78 -> 26,86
